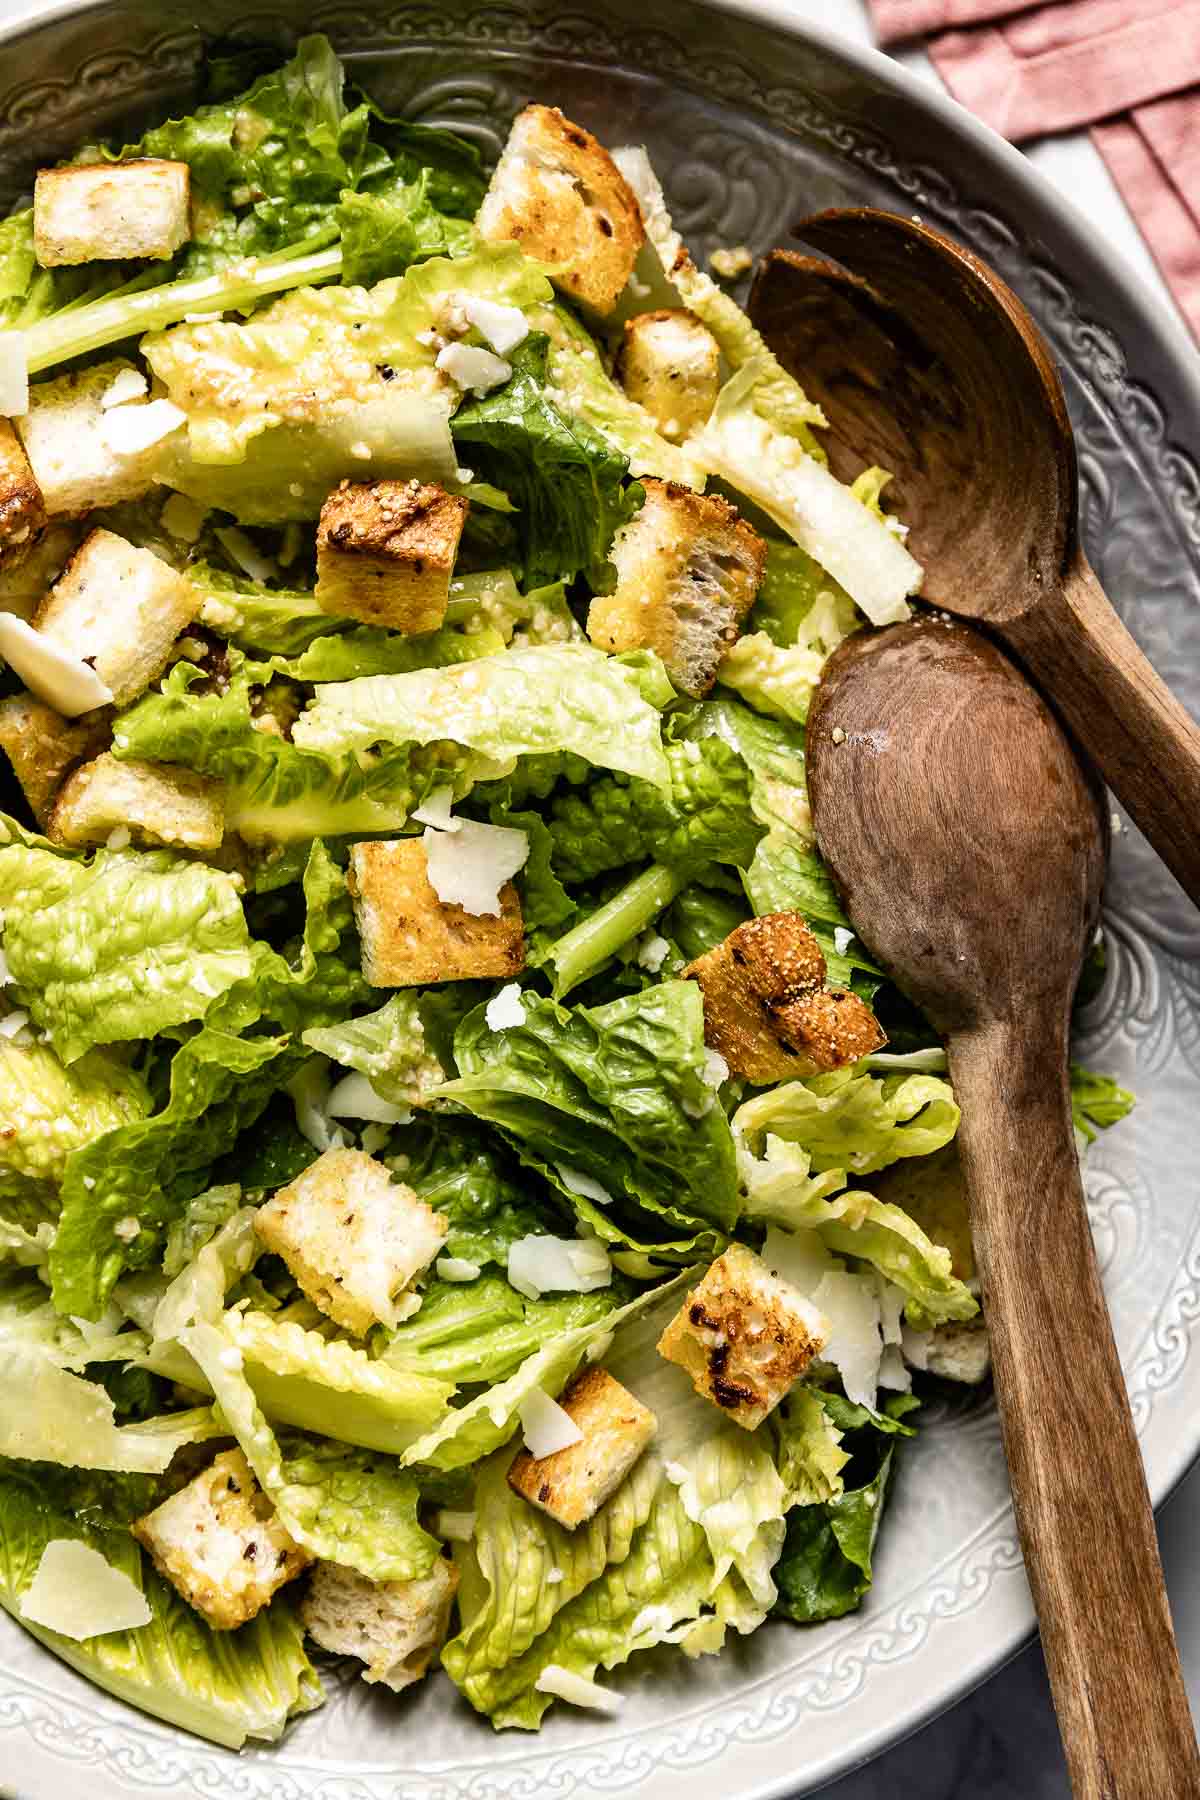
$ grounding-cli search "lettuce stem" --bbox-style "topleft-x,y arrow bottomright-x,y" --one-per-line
24,236 -> 343,375
547,863 -> 683,999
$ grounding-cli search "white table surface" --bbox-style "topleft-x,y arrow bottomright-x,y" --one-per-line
794,4 -> 1200,1797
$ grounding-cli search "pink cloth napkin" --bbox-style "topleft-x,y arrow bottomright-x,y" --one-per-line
867,0 -> 1200,337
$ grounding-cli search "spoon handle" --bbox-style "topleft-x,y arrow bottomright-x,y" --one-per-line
949,1019 -> 1200,1798
1002,549 -> 1200,906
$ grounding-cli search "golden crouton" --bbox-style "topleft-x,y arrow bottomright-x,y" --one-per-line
16,358 -> 170,518
254,1145 -> 448,1336
871,1143 -> 974,1285
315,479 -> 468,633
923,1320 -> 990,1385
132,1448 -> 310,1630
685,912 -> 886,1084
587,479 -> 766,698
657,1243 -> 827,1429
48,753 -> 224,851
476,105 -> 644,315
0,692 -> 109,825
301,1556 -> 458,1690
36,528 -> 199,706
34,160 -> 190,266
508,1367 -> 657,1529
0,522 -> 78,621
0,421 -> 45,570
614,310 -> 721,443
348,838 -> 525,988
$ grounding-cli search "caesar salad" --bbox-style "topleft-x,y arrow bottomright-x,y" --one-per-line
0,37 -> 1132,1746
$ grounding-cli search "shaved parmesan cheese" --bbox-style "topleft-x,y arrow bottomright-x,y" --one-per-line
519,1387 -> 583,1458
833,926 -> 854,957
485,982 -> 527,1031
326,1071 -> 411,1126
632,1603 -> 676,1638
694,380 -> 922,626
411,785 -> 460,832
436,341 -> 512,394
19,1540 -> 151,1640
812,1269 -> 883,1410
877,1343 -> 911,1392
635,932 -> 670,972
761,1224 -> 836,1294
901,1323 -> 932,1371
433,1508 -> 477,1541
0,1009 -> 31,1041
507,1233 -> 612,1300
100,397 -> 185,457
214,526 -> 277,585
535,1664 -> 624,1713
0,332 -> 28,416
422,817 -> 529,916
161,492 -> 207,544
100,367 -> 148,410
287,1060 -> 351,1153
436,1256 -> 481,1282
702,1048 -> 729,1090
459,294 -> 529,356
0,613 -> 112,717
555,1165 -> 613,1206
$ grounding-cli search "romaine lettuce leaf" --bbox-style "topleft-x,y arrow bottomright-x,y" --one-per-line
0,1343 -> 219,1471
0,844 -> 255,1062
293,643 -> 674,787
338,171 -> 475,287
403,1117 -> 562,1269
113,661 -> 479,842
0,1042 -> 150,1183
446,983 -> 738,1248
547,737 -> 763,885
717,543 -> 860,723
1071,1062 -> 1135,1145
451,333 -> 642,587
773,1386 -> 850,1506
195,565 -> 350,654
734,1068 -> 960,1178
380,1276 -> 617,1385
302,992 -> 447,1106
0,1460 -> 323,1747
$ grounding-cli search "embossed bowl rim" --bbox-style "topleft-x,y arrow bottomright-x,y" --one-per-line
1,3 -> 1198,1796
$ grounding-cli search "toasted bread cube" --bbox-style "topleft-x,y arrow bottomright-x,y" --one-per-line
0,521 -> 77,621
348,838 -> 524,989
0,421 -> 45,570
254,1146 -> 448,1336
476,105 -> 643,315
132,1449 -> 310,1630
924,1320 -> 990,1386
872,1143 -> 974,1285
615,311 -> 721,443
16,359 -> 170,517
35,528 -> 199,706
685,912 -> 885,1084
48,752 -> 224,851
0,693 -> 109,826
657,1243 -> 827,1429
34,160 -> 190,266
588,480 -> 766,698
508,1367 -> 657,1529
301,1556 -> 458,1690
315,479 -> 468,633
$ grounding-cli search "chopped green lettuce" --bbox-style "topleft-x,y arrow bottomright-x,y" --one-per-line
380,1277 -> 617,1385
337,172 -> 475,287
735,1068 -> 960,1178
1071,1063 -> 1135,1145
447,983 -> 738,1250
0,1043 -> 150,1184
303,992 -> 446,1106
774,1387 -> 850,1507
403,1117 -> 562,1269
0,1461 -> 322,1747
293,643 -> 674,787
0,844 -> 255,1062
543,864 -> 685,998
0,1343 -> 219,1471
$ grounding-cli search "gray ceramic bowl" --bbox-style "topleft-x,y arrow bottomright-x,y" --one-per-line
2,4 -> 1200,1797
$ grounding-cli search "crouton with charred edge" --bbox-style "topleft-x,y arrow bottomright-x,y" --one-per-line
35,528 -> 199,706
16,359 -> 168,517
587,479 -> 766,699
34,160 -> 190,266
0,421 -> 45,570
301,1557 -> 458,1690
348,838 -> 525,988
48,753 -> 224,852
0,693 -> 109,826
316,479 -> 469,633
132,1449 -> 310,1630
476,105 -> 644,315
508,1368 -> 657,1529
684,911 -> 886,1083
657,1243 -> 827,1430
614,310 -> 721,442
254,1145 -> 448,1336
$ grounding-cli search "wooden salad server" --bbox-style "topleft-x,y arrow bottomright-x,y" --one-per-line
749,212 -> 1200,906
807,619 -> 1200,1799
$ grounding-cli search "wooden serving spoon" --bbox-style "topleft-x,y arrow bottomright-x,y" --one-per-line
807,618 -> 1200,1799
749,213 -> 1200,905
